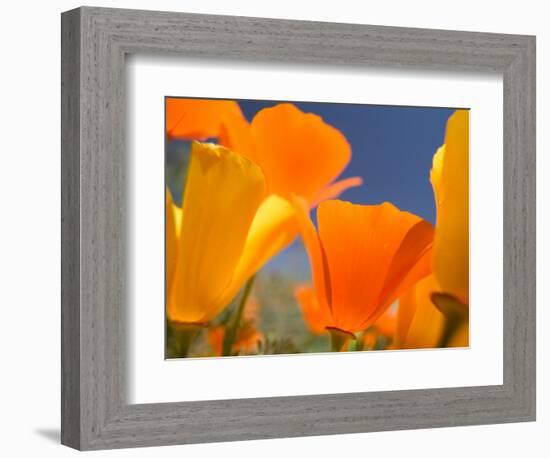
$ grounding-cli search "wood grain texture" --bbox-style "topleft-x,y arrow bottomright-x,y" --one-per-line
60,6 -> 536,450
60,7 -> 81,449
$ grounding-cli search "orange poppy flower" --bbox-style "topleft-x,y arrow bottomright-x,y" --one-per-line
221,103 -> 362,203
167,142 -> 300,324
167,141 -> 303,325
293,198 -> 434,337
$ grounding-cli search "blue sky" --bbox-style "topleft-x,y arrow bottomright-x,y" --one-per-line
239,100 -> 455,225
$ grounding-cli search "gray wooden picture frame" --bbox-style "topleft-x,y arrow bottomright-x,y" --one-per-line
61,6 -> 536,451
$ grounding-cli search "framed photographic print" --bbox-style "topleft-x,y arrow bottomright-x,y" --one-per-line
163,97 -> 468,359
61,6 -> 536,450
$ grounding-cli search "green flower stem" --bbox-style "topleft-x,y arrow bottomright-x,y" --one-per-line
222,275 -> 256,357
327,327 -> 354,352
355,331 -> 365,351
171,323 -> 203,358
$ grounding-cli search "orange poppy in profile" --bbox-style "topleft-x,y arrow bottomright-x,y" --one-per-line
293,199 -> 434,340
167,142 -> 268,324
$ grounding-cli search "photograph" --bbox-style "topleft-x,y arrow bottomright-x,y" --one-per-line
164,97 -> 470,358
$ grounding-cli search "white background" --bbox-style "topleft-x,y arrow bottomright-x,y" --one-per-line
0,0 -> 546,457
129,57 -> 503,403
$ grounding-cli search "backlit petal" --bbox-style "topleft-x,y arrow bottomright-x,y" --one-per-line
431,110 -> 469,304
168,142 -> 265,324
396,275 -> 445,349
310,176 -> 363,207
166,189 -> 180,297
373,304 -> 398,339
250,104 -> 352,201
317,201 -> 428,333
218,112 -> 257,160
386,245 -> 433,307
166,98 -> 244,140
430,145 -> 445,199
290,195 -> 331,307
295,285 -> 333,334
218,194 -> 298,307
375,222 -> 434,315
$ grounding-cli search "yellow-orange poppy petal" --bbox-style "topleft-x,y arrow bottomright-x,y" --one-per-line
430,145 -> 445,198
388,243 -> 432,301
218,112 -> 257,161
218,194 -> 298,307
373,304 -> 398,339
431,109 -> 469,304
295,285 -> 332,334
250,103 -> 352,201
168,142 -> 265,324
310,176 -> 363,207
396,275 -> 445,349
290,195 -> 331,306
317,201 -> 425,333
364,245 -> 433,333
377,221 -> 434,310
166,98 -> 244,140
166,189 -> 180,297
447,320 -> 469,348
